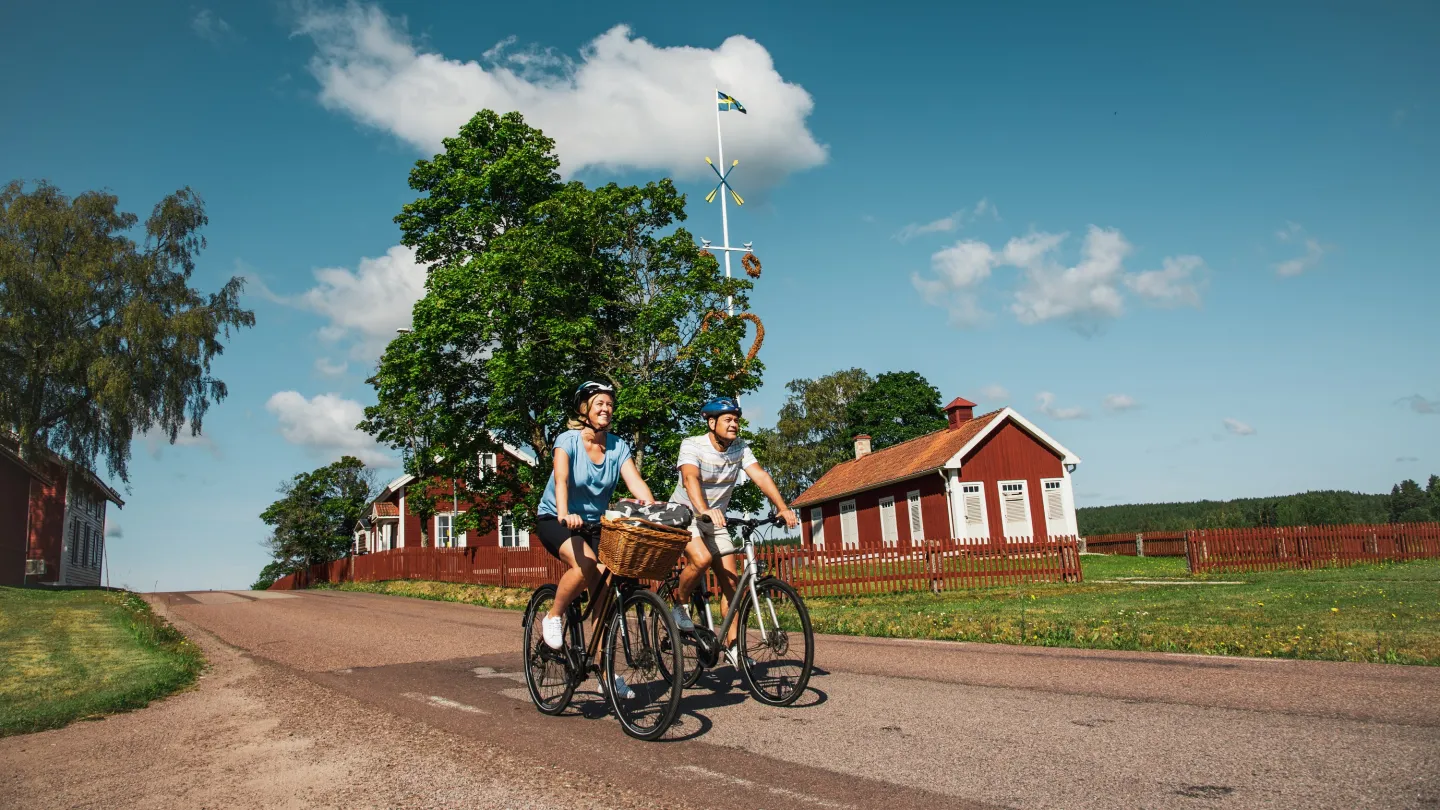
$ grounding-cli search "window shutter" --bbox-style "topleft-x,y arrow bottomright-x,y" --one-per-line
961,483 -> 985,539
878,497 -> 898,545
809,507 -> 825,549
907,490 -> 924,539
1045,482 -> 1064,521
839,500 -> 859,547
1000,482 -> 1030,537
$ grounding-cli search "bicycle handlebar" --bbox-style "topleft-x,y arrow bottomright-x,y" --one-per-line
697,512 -> 787,531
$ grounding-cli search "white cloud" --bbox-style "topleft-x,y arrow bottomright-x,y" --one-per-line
912,224 -> 1205,329
191,9 -> 234,43
1125,255 -> 1204,308
1104,393 -> 1138,412
895,199 -> 997,243
1398,395 -> 1439,415
1223,418 -> 1256,436
980,384 -> 1009,401
140,422 -> 219,459
1274,223 -> 1327,277
289,245 -> 426,360
105,520 -> 122,539
1037,392 -> 1087,420
266,391 -> 397,467
295,5 -> 826,183
315,357 -> 350,377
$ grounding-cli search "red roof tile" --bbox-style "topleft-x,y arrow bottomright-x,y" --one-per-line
373,502 -> 399,517
792,410 -> 1004,507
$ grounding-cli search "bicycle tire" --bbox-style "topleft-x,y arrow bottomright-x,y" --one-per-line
656,576 -> 705,689
604,588 -> 683,740
522,584 -> 577,715
736,576 -> 814,706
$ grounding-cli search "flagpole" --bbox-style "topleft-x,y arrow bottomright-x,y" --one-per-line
715,88 -> 734,316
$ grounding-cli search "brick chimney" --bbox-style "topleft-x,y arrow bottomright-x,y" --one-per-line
853,434 -> 872,459
944,397 -> 977,430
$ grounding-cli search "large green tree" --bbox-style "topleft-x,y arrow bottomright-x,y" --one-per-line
259,456 -> 377,573
0,180 -> 254,482
1390,478 -> 1432,523
363,111 -> 757,530
751,368 -> 873,502
845,370 -> 947,450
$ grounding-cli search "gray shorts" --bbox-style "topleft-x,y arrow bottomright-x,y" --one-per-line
690,518 -> 736,557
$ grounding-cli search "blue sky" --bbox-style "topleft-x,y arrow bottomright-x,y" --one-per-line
3,1 -> 1436,590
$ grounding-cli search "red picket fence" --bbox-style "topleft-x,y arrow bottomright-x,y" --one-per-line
756,536 -> 1083,597
1185,523 -> 1440,574
269,535 -> 1083,597
1083,532 -> 1187,557
268,545 -> 567,591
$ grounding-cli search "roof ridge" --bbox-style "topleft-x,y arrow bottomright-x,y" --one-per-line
853,408 -> 1005,460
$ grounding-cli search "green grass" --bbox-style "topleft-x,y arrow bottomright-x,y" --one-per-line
0,588 -> 204,737
804,555 -> 1440,665
306,555 -> 1440,665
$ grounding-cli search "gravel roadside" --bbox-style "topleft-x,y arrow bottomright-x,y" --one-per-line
0,596 -> 679,810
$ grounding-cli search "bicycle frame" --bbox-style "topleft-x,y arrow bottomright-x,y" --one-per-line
692,521 -> 781,652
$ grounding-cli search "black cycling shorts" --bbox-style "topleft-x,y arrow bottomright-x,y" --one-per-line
535,516 -> 599,561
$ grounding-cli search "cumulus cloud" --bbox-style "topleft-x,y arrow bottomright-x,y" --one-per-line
1037,392 -> 1087,420
1125,255 -> 1205,308
294,4 -> 826,183
895,198 -> 997,243
191,9 -> 235,43
315,357 -> 350,377
980,383 -> 1009,401
912,224 -> 1202,329
1104,393 -> 1138,412
283,245 -> 426,360
266,391 -> 397,467
140,422 -> 220,460
1398,395 -> 1440,415
1223,418 -> 1256,436
1274,222 -> 1328,277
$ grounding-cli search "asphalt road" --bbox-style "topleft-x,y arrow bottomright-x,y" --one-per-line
159,588 -> 1440,809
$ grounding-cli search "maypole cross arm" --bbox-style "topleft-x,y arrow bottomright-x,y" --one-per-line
704,157 -> 744,206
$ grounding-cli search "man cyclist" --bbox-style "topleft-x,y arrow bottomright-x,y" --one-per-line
669,396 -> 798,666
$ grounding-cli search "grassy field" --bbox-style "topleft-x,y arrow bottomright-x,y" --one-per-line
314,555 -> 1440,665
0,588 -> 204,737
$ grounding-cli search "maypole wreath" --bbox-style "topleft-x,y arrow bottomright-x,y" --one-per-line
741,252 -> 761,278
690,310 -> 765,377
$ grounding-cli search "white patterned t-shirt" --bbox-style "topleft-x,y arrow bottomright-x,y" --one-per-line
669,435 -> 758,513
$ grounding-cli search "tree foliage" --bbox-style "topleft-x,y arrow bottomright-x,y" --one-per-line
0,180 -> 254,482
259,456 -> 377,571
845,370 -> 947,450
1075,487 -> 1429,535
750,368 -> 874,502
363,111 -> 758,528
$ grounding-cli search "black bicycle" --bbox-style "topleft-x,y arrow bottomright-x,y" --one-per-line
658,513 -> 814,706
520,523 -> 684,741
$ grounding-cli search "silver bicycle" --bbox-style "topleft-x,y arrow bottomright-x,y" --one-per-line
657,513 -> 814,706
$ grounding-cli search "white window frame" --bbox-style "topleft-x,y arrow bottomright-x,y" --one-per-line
381,523 -> 393,551
1041,478 -> 1072,537
478,452 -> 498,480
998,480 -> 1033,539
809,507 -> 825,549
839,499 -> 859,548
878,496 -> 898,546
959,482 -> 989,541
906,490 -> 924,541
435,513 -> 458,548
498,513 -> 527,548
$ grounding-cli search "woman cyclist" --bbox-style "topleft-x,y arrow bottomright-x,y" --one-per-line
535,380 -> 658,652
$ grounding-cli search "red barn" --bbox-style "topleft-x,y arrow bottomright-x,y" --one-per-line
792,397 -> 1081,549
353,445 -> 538,554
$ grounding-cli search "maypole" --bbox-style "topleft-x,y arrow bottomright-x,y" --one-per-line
705,89 -> 753,316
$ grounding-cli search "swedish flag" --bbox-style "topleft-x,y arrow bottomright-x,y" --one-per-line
717,91 -> 747,114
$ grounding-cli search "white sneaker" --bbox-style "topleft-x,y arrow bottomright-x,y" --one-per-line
599,675 -> 635,700
726,644 -> 756,670
671,605 -> 695,631
541,615 -> 564,650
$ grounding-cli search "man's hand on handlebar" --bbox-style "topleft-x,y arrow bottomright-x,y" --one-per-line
702,507 -> 726,527
777,507 -> 798,530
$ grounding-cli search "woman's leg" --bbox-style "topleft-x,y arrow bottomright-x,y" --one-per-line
549,535 -> 603,619
675,534 -> 714,601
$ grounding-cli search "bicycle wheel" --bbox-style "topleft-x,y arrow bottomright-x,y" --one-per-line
522,585 -> 576,715
604,588 -> 683,740
656,577 -> 704,689
736,577 -> 814,706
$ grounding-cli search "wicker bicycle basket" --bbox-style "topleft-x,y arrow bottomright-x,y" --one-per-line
598,516 -> 691,580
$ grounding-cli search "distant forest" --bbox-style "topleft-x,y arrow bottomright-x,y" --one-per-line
1077,475 -> 1440,535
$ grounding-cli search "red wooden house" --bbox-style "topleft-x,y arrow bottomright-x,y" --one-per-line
1,438 -> 124,587
353,444 -> 538,554
792,397 -> 1081,550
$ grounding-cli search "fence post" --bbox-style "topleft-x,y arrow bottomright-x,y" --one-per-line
1135,533 -> 1145,557
1077,535 -> 1087,554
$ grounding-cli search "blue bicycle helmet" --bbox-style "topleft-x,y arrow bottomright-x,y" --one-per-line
700,396 -> 742,419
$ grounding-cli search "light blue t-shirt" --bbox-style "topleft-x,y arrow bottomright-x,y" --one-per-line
537,430 -> 632,523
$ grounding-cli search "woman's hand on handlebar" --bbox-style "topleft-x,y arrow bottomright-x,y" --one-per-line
559,513 -> 583,531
